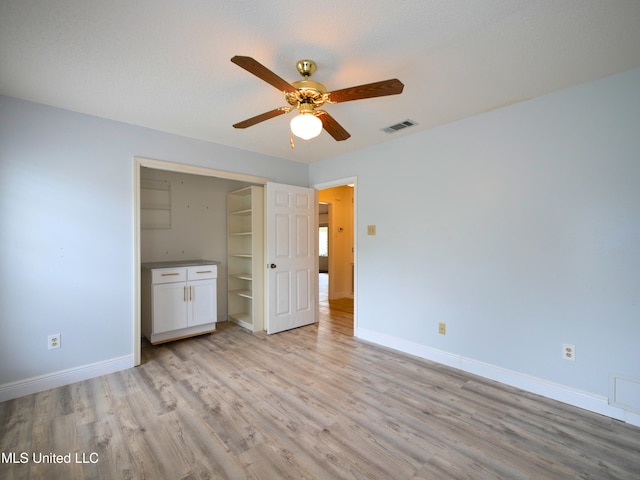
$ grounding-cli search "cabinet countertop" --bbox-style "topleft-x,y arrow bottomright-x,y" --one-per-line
142,260 -> 220,270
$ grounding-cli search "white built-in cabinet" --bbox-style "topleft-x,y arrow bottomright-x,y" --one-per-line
142,262 -> 218,344
227,186 -> 264,332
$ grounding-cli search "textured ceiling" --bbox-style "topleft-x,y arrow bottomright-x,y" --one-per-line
1,1 -> 639,164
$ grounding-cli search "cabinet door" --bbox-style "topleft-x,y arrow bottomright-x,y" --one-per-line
153,282 -> 188,333
188,279 -> 216,326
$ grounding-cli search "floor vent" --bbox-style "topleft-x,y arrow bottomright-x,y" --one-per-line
382,119 -> 417,134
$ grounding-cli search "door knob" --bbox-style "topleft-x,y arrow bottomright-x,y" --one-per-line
269,263 -> 277,269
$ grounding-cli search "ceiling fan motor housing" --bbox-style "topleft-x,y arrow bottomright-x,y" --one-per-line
285,60 -> 329,108
287,82 -> 328,109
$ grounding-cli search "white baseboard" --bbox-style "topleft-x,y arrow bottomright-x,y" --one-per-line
0,355 -> 134,403
357,328 -> 639,427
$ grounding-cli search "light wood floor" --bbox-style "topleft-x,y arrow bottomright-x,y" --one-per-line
2,280 -> 639,479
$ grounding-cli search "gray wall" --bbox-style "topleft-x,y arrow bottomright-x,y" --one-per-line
310,68 -> 640,403
0,96 -> 308,386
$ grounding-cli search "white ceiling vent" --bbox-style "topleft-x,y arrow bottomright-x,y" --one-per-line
382,119 -> 417,134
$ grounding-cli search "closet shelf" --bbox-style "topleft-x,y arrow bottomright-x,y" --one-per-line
228,209 -> 252,216
229,312 -> 252,324
230,289 -> 253,299
231,273 -> 253,281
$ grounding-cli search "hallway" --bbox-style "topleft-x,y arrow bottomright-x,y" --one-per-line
318,272 -> 353,336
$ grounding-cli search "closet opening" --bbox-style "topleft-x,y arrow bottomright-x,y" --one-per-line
133,157 -> 269,365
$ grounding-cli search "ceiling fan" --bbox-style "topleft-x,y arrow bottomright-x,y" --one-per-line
231,55 -> 404,143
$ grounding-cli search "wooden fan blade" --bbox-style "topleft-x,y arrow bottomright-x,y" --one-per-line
231,56 -> 297,93
317,111 -> 351,141
233,107 -> 291,129
328,78 -> 404,103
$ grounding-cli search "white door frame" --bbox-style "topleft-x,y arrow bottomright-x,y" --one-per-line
133,156 -> 271,366
312,176 -> 358,336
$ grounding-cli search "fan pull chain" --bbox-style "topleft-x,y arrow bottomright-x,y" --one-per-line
290,129 -> 295,149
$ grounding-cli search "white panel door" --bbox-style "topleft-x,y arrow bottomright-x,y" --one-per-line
266,182 -> 318,334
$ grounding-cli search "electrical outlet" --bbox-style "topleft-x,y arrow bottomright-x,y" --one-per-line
48,334 -> 61,350
562,344 -> 575,361
438,322 -> 446,335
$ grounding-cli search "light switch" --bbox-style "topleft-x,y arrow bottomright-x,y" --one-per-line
367,225 -> 377,236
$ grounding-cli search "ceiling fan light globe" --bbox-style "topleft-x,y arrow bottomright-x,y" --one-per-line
290,113 -> 322,140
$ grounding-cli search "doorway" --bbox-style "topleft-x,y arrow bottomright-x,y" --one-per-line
133,157 -> 271,366
314,177 -> 357,336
